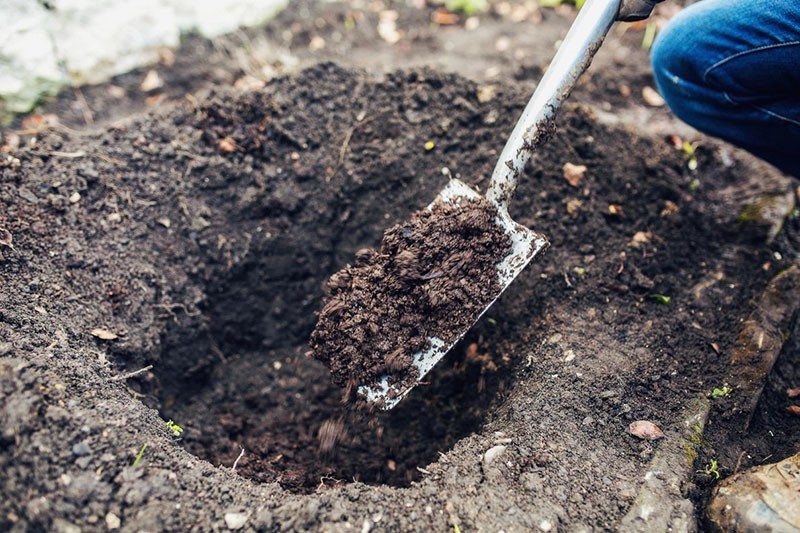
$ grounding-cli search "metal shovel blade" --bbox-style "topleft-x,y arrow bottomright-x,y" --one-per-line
357,179 -> 548,409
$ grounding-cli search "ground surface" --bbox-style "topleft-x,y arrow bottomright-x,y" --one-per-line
2,1 -> 799,531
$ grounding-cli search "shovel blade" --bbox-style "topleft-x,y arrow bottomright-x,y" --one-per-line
357,179 -> 548,409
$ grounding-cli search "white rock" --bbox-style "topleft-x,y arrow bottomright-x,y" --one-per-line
0,0 -> 289,115
483,444 -> 507,465
224,511 -> 248,530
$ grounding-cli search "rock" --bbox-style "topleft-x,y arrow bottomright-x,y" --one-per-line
483,445 -> 507,465
628,421 -> 665,441
707,452 -> 800,532
72,442 -> 91,457
224,511 -> 249,530
0,0 -> 290,116
105,512 -> 121,530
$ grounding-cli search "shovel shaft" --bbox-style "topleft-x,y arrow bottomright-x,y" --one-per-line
487,0 -> 622,209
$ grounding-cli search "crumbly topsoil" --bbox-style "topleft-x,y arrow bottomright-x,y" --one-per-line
311,195 -> 511,395
1,61 -> 796,532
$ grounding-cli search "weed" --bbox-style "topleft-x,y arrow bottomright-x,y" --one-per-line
710,385 -> 732,399
704,459 -> 721,480
132,443 -> 148,467
648,293 -> 672,305
166,419 -> 184,437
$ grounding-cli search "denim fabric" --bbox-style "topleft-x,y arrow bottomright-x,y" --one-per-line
651,0 -> 800,177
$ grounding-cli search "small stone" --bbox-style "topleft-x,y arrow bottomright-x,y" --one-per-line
483,445 -> 507,465
69,192 -> 81,204
224,511 -> 248,530
72,442 -> 91,457
105,512 -> 121,530
628,420 -> 665,440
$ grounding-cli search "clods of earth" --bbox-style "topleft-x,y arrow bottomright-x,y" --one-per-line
1,62 -> 799,531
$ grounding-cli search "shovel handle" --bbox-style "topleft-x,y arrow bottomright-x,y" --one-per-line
487,0 -> 622,210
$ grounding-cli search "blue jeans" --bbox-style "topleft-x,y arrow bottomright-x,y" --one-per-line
651,0 -> 800,177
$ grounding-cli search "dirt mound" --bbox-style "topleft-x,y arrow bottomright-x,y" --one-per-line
0,63 -> 786,530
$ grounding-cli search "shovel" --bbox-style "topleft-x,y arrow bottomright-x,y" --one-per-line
357,0 -> 622,408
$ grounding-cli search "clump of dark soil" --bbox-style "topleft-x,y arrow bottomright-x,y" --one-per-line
311,195 -> 511,395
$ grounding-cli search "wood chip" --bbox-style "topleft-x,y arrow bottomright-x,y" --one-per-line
629,420 -> 665,440
787,388 -> 800,398
90,328 -> 118,341
562,162 -> 587,187
786,405 -> 800,417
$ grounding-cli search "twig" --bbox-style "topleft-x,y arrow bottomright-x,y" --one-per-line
74,87 -> 94,125
50,150 -> 87,158
232,447 -> 245,472
110,365 -> 153,381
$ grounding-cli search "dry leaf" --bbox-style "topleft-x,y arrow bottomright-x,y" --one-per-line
787,405 -> 800,417
629,420 -> 665,440
432,9 -> 459,25
787,388 -> 800,398
562,162 -> 587,187
90,328 -> 118,341
642,86 -> 665,107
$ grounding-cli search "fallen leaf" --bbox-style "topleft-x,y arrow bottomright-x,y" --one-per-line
786,405 -> 800,417
562,162 -> 587,187
432,9 -> 459,25
642,86 -> 665,107
787,388 -> 800,398
90,328 -> 118,341
629,420 -> 665,440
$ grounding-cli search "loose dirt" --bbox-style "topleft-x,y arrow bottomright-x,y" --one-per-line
1,28 -> 797,533
311,195 -> 511,398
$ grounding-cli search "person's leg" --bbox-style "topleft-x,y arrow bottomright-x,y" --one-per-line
651,0 -> 800,177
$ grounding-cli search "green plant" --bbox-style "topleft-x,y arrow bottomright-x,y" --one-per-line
704,459 -> 720,480
445,0 -> 488,15
166,419 -> 184,437
132,443 -> 148,467
710,385 -> 733,399
648,293 -> 672,305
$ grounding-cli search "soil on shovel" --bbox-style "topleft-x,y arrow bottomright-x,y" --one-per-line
1,61 -> 795,531
310,195 -> 511,398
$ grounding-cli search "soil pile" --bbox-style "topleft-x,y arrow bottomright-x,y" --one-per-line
310,195 -> 511,397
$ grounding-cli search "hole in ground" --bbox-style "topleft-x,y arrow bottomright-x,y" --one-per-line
148,223 -> 517,493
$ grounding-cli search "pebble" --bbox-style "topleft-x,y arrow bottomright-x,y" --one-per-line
72,442 -> 91,457
224,511 -> 248,530
105,512 -> 121,530
483,445 -> 507,465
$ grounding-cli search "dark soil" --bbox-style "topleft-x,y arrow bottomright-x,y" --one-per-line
1,31 -> 797,532
311,195 -> 511,397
